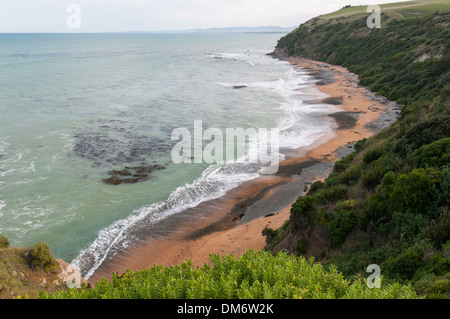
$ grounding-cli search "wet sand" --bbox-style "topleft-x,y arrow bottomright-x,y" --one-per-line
88,56 -> 396,283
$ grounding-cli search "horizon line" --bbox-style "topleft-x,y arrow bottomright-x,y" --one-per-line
0,25 -> 297,35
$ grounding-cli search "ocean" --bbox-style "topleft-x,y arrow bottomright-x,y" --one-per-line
0,33 -> 339,278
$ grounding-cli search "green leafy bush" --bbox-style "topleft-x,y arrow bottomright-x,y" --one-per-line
382,168 -> 442,215
40,250 -> 417,299
426,210 -> 450,249
328,209 -> 357,247
393,115 -> 450,157
354,138 -> 367,152
414,273 -> 450,299
306,180 -> 323,196
338,165 -> 362,186
262,220 -> 290,251
318,185 -> 348,202
356,194 -> 387,231
411,138 -> 450,168
361,162 -> 386,189
383,247 -> 425,282
323,172 -> 340,188
363,146 -> 385,164
290,196 -> 315,215
334,153 -> 356,172
0,235 -> 10,249
414,251 -> 450,280
261,227 -> 277,241
379,211 -> 430,246
25,242 -> 58,273
440,167 -> 450,206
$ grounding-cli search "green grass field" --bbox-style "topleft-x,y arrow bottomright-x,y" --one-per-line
320,0 -> 450,21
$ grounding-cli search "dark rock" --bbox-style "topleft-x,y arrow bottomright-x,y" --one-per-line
108,169 -> 132,177
103,176 -> 123,185
102,163 -> 166,185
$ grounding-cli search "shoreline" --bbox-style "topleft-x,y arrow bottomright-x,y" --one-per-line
88,56 -> 396,283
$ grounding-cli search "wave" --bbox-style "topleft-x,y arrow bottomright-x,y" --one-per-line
6,52 -> 69,58
0,198 -> 4,218
219,65 -> 338,151
72,162 -> 260,279
206,51 -> 277,66
0,141 -> 8,219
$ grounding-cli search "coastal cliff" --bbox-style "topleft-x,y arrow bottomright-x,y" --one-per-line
0,238 -> 86,298
265,0 -> 450,297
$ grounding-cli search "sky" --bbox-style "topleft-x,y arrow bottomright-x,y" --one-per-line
0,0 -> 411,33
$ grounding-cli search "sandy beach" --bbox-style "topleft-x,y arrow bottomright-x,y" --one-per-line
88,56 -> 396,283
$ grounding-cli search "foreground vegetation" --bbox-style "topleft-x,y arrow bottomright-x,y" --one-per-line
1,234 -> 418,299
268,0 -> 450,298
40,250 -> 417,299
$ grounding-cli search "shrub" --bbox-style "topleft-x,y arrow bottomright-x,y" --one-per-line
262,227 -> 277,241
363,146 -> 385,164
381,168 -> 442,215
356,194 -> 387,231
378,211 -> 430,246
291,196 -> 315,215
354,138 -> 367,152
415,251 -> 450,280
383,246 -> 424,282
328,209 -> 357,247
440,167 -> 450,206
263,220 -> 290,251
323,172 -> 340,188
319,185 -> 348,202
426,210 -> 450,249
414,273 -> 450,299
306,180 -> 323,196
392,115 -> 450,157
336,199 -> 357,211
361,162 -> 386,189
0,235 -> 10,249
411,138 -> 450,168
333,153 -> 356,172
338,165 -> 362,186
25,242 -> 58,273
40,250 -> 418,299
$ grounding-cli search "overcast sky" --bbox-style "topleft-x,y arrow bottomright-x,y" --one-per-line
0,0 -> 410,33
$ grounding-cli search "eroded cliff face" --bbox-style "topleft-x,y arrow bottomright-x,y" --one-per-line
0,246 -> 87,299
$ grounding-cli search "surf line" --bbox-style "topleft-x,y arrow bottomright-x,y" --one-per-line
171,120 -> 280,175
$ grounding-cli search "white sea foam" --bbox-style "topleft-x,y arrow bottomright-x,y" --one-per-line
0,199 -> 5,218
207,50 -> 278,67
219,64 -> 339,151
72,162 -> 259,279
0,140 -> 8,152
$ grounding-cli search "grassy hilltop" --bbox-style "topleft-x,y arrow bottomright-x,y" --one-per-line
320,0 -> 450,20
269,0 -> 450,298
